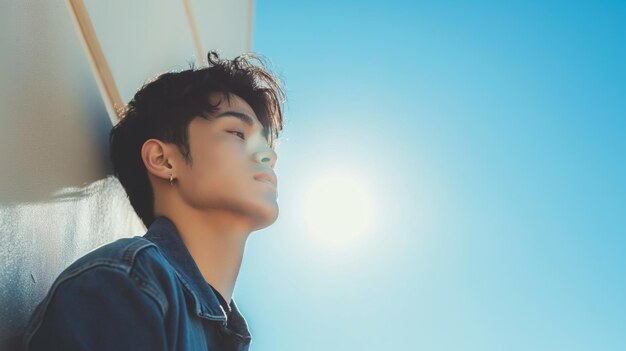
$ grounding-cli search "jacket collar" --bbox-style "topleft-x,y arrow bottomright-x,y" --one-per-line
143,215 -> 251,340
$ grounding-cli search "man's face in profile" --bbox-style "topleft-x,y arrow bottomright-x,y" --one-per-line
174,92 -> 279,231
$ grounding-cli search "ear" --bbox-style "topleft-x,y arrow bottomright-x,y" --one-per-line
141,139 -> 177,182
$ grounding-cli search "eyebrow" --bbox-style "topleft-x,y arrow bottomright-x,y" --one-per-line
214,111 -> 270,140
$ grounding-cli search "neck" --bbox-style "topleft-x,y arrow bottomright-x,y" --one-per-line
155,197 -> 252,306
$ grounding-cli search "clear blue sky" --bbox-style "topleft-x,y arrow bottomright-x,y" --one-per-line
236,1 -> 626,350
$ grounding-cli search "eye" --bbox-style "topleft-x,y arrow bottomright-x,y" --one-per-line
228,131 -> 246,140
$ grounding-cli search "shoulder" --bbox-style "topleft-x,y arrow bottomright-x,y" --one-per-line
23,237 -> 173,349
37,237 -> 174,316
62,236 -> 175,300
61,236 -> 157,274
22,250 -> 173,350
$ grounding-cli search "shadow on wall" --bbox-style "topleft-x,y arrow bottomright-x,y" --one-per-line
0,176 -> 146,350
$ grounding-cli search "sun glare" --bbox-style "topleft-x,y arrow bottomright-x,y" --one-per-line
300,170 -> 376,251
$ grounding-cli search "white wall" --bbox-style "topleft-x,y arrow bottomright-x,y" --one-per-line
0,1 -> 252,349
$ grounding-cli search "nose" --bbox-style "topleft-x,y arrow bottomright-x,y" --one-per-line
255,146 -> 277,168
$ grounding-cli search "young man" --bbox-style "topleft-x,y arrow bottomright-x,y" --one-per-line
22,52 -> 285,350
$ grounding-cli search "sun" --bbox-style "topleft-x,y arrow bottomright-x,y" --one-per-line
299,170 -> 376,251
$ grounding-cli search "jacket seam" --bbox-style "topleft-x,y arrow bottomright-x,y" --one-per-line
128,261 -> 168,316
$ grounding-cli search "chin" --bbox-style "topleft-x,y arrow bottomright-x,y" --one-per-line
251,203 -> 279,231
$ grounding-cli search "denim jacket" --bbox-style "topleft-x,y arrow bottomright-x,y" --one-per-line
22,216 -> 252,351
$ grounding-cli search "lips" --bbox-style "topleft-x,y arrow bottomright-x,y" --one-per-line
254,171 -> 277,187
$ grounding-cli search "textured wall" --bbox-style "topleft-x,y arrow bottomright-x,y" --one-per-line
0,0 -> 251,349
0,178 -> 146,349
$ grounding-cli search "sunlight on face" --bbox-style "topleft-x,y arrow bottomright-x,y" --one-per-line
300,170 -> 375,251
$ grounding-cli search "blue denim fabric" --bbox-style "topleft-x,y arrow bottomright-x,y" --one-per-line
22,216 -> 252,351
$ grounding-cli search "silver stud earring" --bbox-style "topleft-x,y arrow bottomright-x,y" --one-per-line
169,174 -> 174,185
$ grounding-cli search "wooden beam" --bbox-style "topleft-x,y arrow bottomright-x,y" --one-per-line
182,0 -> 207,66
66,0 -> 124,124
247,0 -> 255,52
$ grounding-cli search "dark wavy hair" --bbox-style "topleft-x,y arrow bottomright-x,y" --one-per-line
109,51 -> 285,228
